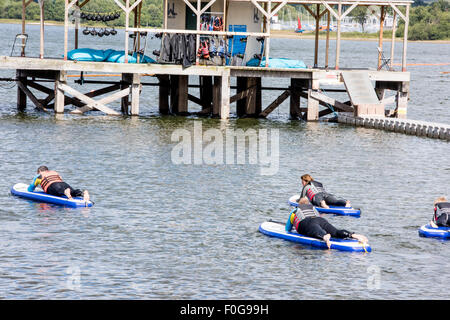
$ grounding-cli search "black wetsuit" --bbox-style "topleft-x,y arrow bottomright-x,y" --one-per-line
287,204 -> 353,240
434,202 -> 450,227
301,180 -> 347,207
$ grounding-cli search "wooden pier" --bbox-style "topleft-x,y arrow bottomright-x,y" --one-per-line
0,0 -> 417,126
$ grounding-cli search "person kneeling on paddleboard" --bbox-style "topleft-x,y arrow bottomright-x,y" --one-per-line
300,174 -> 351,209
27,166 -> 90,203
286,198 -> 368,249
430,196 -> 450,228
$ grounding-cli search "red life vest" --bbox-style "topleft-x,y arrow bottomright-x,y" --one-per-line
40,170 -> 63,193
293,204 -> 319,229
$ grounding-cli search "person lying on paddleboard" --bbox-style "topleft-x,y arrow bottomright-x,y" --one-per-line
28,166 -> 90,203
286,197 -> 368,249
430,196 -> 450,228
299,174 -> 351,209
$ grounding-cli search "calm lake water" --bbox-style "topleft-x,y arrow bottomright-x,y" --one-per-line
0,23 -> 449,299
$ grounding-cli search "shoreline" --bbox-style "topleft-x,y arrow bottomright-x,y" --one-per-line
1,19 -> 449,43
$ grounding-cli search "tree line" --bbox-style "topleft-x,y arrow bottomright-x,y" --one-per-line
0,0 -> 448,40
0,0 -> 163,27
397,0 -> 449,40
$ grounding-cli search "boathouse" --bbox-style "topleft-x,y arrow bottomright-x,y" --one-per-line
0,0 -> 412,121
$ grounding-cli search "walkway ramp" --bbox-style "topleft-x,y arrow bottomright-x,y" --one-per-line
341,71 -> 384,116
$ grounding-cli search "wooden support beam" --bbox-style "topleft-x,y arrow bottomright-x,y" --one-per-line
289,79 -> 302,118
377,6 -> 386,70
335,2 -> 342,70
309,91 -> 354,112
58,83 -> 122,115
199,76 -> 213,112
301,4 -> 317,19
402,5 -> 410,72
231,85 -> 254,104
220,69 -> 230,119
396,91 -> 408,119
130,73 -> 141,116
314,4 -> 320,68
158,75 -> 170,114
307,80 -> 319,121
212,76 -> 221,117
188,94 -> 205,107
177,75 -> 189,114
121,73 -> 131,114
325,10 -> 330,69
17,80 -> 46,111
390,11 -> 397,70
17,70 -> 27,111
244,77 -> 261,117
236,77 -> 247,116
259,90 -> 290,118
54,71 -> 66,113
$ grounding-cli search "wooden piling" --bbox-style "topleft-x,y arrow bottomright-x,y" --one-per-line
54,71 -> 67,113
16,70 -> 27,111
307,80 -> 319,121
130,73 -> 141,116
158,75 -> 170,114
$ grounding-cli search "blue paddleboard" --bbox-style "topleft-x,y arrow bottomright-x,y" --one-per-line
288,194 -> 361,217
11,183 -> 93,208
259,221 -> 371,252
418,224 -> 450,239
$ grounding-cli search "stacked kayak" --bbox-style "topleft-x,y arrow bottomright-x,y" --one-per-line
259,221 -> 371,252
288,194 -> 361,217
418,224 -> 450,239
11,183 -> 93,208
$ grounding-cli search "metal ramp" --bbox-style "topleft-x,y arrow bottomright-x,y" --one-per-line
341,71 -> 384,116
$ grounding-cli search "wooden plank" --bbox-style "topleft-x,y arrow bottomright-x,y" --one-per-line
341,71 -> 381,106
70,87 -> 130,115
230,86 -> 253,104
199,76 -> 213,112
17,80 -> 46,111
212,76 -> 221,117
335,2 -> 342,70
130,73 -> 141,116
309,91 -> 354,112
259,90 -> 290,117
220,69 -> 231,119
289,78 -> 302,118
59,83 -> 122,115
377,6 -> 385,70
158,75 -> 170,114
402,5 -> 410,72
177,75 -> 189,114
390,11 -> 397,69
17,71 -> 27,111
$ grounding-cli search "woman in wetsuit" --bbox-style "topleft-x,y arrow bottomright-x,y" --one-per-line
300,174 -> 351,209
430,196 -> 450,228
286,198 -> 368,249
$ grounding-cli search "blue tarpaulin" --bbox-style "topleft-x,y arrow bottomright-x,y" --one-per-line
246,57 -> 307,69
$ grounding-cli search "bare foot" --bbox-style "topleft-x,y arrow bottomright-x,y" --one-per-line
320,200 -> 329,209
323,234 -> 332,249
345,200 -> 351,208
83,190 -> 90,204
352,234 -> 368,244
430,221 -> 438,228
64,188 -> 73,200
